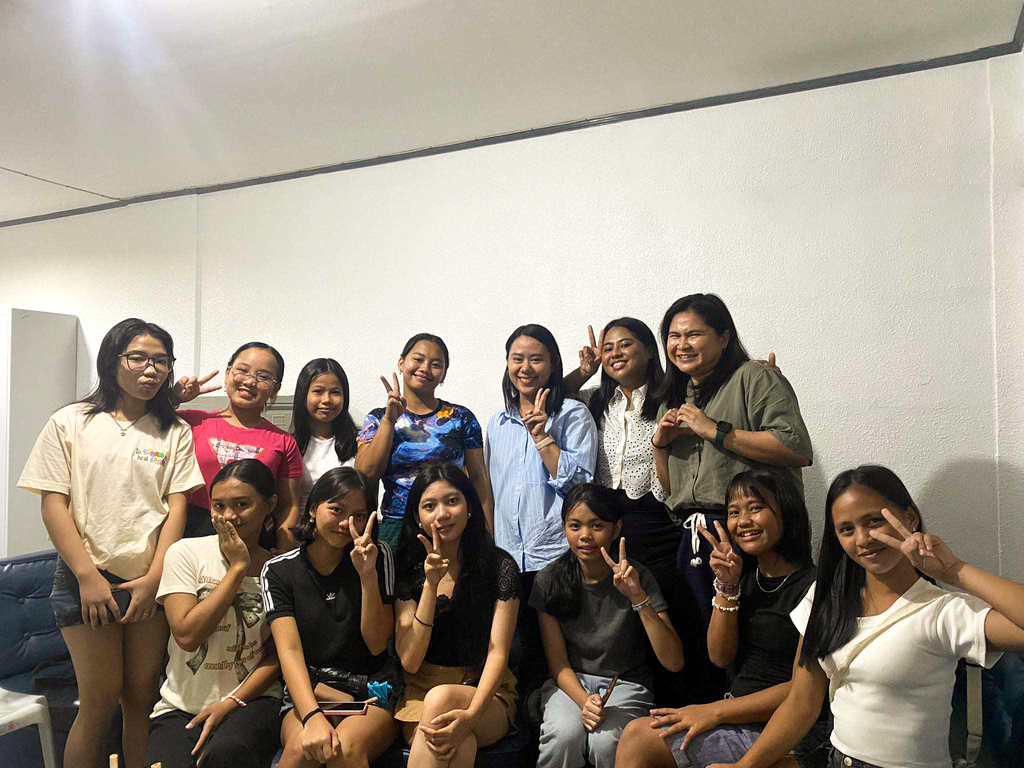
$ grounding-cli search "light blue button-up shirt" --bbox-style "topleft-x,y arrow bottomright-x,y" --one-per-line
485,398 -> 598,572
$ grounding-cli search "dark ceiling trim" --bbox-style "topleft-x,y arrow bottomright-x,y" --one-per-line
4,14 -> 1024,230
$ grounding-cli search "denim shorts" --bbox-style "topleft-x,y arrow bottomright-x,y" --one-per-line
50,557 -> 145,628
666,714 -> 830,768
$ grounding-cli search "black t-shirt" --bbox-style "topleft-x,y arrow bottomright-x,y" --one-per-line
395,547 -> 520,668
728,565 -> 815,698
261,543 -> 395,675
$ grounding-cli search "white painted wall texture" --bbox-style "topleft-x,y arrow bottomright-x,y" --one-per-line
1,56 -> 1021,577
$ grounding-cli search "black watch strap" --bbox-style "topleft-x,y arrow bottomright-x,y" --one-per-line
715,420 -> 733,447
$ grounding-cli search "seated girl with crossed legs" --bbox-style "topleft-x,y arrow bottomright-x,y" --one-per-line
531,483 -> 684,768
708,465 -> 1024,768
262,468 -> 401,768
393,462 -> 521,768
615,470 -> 827,768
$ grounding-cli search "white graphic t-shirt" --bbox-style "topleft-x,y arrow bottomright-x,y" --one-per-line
153,536 -> 281,718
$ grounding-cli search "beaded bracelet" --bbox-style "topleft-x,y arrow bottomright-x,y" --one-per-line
713,579 -> 740,596
631,597 -> 652,612
223,694 -> 246,708
712,597 -> 740,613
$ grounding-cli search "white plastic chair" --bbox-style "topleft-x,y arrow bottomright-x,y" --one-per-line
0,687 -> 57,768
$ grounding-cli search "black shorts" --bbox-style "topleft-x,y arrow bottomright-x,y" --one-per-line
50,557 -> 161,628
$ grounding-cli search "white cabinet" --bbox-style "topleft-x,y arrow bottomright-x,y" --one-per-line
0,308 -> 77,557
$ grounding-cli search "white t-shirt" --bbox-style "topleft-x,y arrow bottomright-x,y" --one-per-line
18,403 -> 204,579
298,436 -> 354,512
153,536 -> 282,718
791,579 -> 1001,768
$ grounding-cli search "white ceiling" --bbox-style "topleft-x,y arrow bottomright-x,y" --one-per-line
2,0 -> 1022,225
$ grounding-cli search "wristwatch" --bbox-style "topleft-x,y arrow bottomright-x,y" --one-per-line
715,420 -> 733,447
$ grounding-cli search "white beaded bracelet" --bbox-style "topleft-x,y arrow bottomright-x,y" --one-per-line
712,597 -> 740,613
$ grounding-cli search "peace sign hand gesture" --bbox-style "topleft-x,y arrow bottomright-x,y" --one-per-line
173,370 -> 221,404
350,511 -> 379,578
698,521 -> 742,586
578,325 -> 605,379
417,523 -> 450,588
601,538 -> 646,604
869,508 -> 964,585
380,373 -> 407,424
523,388 -> 551,441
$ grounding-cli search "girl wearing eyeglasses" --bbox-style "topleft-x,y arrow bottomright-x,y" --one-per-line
174,342 -> 303,552
18,318 -> 205,768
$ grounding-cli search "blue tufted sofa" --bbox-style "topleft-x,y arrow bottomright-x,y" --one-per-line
0,550 -> 71,767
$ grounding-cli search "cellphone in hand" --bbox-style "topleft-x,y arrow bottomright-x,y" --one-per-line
317,700 -> 372,717
110,588 -> 131,620
599,675 -> 619,706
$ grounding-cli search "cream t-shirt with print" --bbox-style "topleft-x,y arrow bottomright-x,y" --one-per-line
154,536 -> 281,717
18,402 -> 204,580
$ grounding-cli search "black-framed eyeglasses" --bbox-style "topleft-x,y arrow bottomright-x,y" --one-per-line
120,353 -> 175,373
229,365 -> 278,388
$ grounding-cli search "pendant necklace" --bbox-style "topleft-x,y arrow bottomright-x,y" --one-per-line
110,412 -> 143,437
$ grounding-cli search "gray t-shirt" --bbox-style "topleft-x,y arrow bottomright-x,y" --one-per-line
529,559 -> 668,689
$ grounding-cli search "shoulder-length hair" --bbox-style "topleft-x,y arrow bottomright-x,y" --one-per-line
290,467 -> 378,545
725,469 -> 813,571
395,462 -> 501,663
291,358 -> 358,464
800,465 -> 922,666
78,318 -> 180,431
655,294 -> 750,409
501,324 -> 568,416
543,483 -> 623,622
587,317 -> 664,423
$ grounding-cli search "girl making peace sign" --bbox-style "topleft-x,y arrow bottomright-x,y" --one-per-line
616,470 -> 827,768
529,483 -> 683,768
356,334 -> 492,551
262,468 -> 400,768
393,462 -> 521,768
712,465 -> 1024,768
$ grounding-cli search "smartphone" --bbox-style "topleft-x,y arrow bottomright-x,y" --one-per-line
317,701 -> 369,717
109,589 -> 131,620
599,675 -> 619,706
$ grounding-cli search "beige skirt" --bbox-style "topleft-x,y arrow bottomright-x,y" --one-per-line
394,661 -> 518,725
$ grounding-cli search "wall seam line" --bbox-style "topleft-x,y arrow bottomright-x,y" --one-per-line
194,195 -> 201,376
985,58 -> 1002,577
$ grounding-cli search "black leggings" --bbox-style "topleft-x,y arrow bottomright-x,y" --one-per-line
145,696 -> 282,768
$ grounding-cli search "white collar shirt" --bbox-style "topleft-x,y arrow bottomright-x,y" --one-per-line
583,383 -> 656,499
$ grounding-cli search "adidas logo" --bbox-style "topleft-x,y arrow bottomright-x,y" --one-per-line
326,592 -> 336,601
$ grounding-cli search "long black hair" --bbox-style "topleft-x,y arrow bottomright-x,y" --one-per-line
79,318 -> 179,431
725,469 -> 813,571
401,333 -> 450,370
291,467 -> 378,545
800,465 -> 922,666
543,483 -> 623,622
291,358 -> 358,463
502,324 -> 568,416
655,294 -> 750,409
395,462 -> 500,664
587,317 -> 664,423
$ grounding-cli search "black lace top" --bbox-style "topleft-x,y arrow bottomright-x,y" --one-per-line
396,548 -> 521,667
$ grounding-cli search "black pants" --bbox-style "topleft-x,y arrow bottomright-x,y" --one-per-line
671,507 -> 729,704
146,696 -> 282,768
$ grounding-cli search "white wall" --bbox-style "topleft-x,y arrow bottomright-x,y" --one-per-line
1,55 -> 1021,576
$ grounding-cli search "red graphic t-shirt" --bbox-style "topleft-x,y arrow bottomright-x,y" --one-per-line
179,410 -> 303,509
